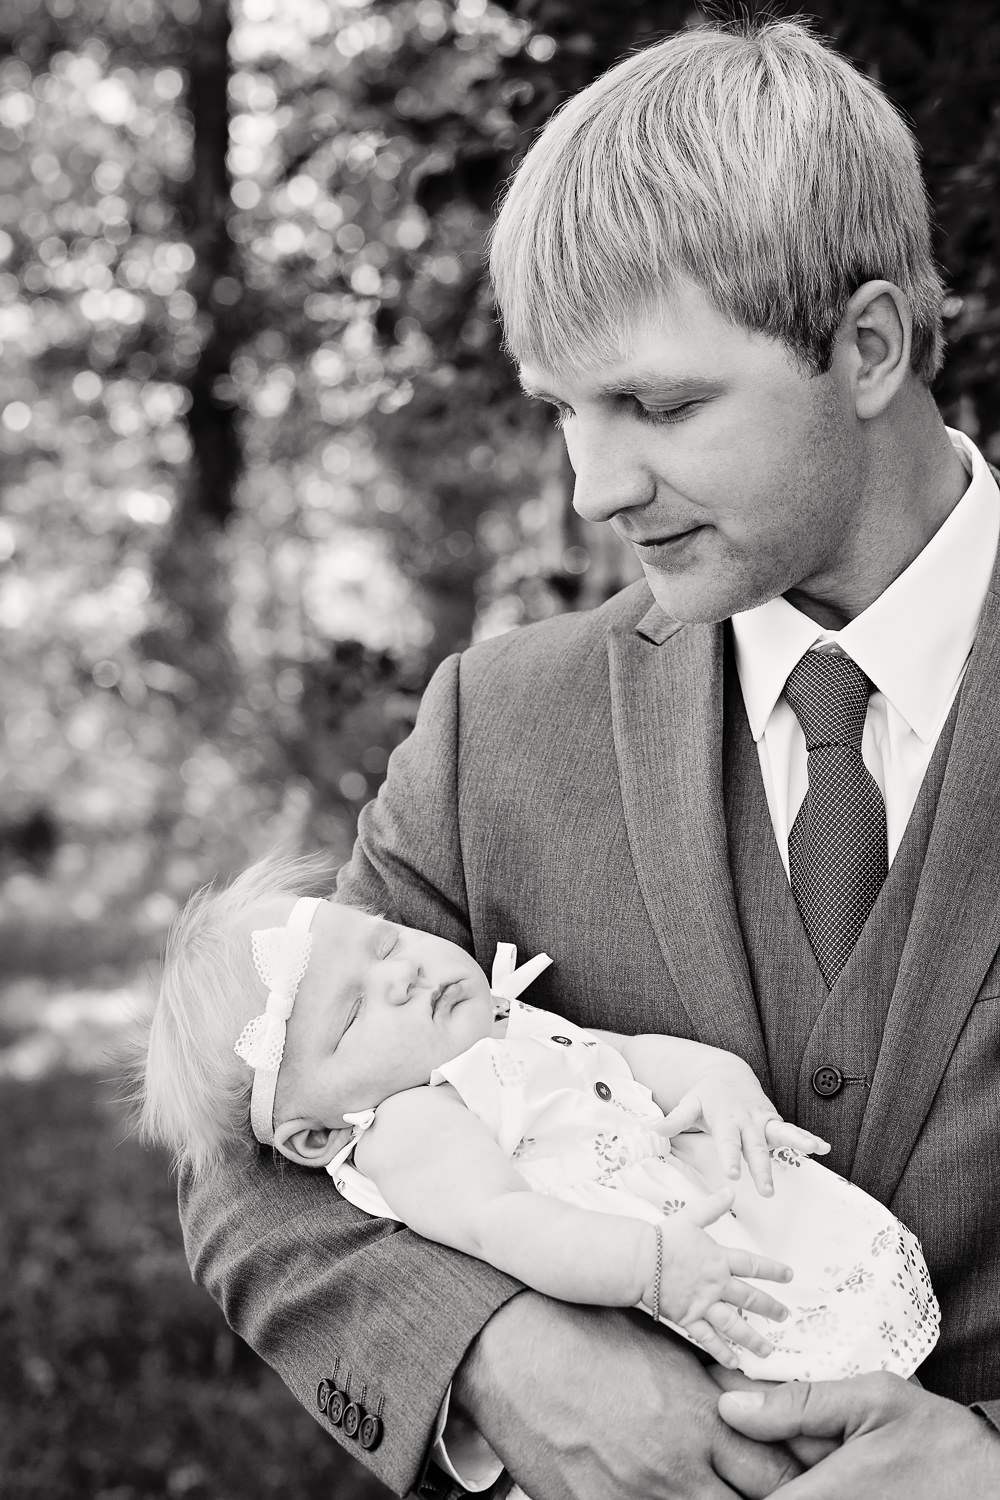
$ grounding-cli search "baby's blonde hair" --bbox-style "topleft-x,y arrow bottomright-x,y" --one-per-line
491,17 -> 944,383
138,851 -> 332,1176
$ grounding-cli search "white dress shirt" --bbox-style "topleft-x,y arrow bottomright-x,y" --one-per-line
732,428 -> 999,876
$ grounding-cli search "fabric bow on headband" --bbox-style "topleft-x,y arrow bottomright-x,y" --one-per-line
234,895 -> 324,1145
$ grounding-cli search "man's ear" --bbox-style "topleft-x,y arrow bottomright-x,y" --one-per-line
839,279 -> 912,420
273,1118 -> 354,1169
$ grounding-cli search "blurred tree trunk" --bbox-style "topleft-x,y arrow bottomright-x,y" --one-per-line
146,0 -> 239,732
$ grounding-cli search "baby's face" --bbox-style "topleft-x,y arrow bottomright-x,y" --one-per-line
271,902 -> 495,1126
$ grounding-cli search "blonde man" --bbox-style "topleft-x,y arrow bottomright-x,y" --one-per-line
180,19 -> 1000,1500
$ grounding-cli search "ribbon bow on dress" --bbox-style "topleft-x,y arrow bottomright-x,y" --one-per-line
490,942 -> 553,1011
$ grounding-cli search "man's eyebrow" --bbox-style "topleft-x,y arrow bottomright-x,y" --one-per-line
594,373 -> 721,399
519,373 -> 720,401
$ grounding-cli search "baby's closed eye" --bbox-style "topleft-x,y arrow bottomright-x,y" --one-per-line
375,924 -> 399,959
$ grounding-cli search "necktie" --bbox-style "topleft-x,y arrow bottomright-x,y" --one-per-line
784,651 -> 888,987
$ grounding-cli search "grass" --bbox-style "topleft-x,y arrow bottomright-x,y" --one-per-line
0,1064 -> 393,1500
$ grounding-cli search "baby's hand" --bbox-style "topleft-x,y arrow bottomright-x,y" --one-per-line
647,1189 -> 792,1368
658,1067 -> 829,1195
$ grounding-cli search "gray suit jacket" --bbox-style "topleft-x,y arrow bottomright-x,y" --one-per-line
179,575 -> 1000,1494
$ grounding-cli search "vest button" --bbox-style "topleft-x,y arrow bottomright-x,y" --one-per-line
812,1065 -> 844,1097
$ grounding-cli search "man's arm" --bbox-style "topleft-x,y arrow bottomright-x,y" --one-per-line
182,649 -> 800,1497
178,1143 -> 523,1495
455,1297 -> 801,1500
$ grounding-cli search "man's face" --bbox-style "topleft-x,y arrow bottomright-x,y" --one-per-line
520,281 -> 868,623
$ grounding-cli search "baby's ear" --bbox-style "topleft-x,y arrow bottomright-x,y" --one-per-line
273,1119 -> 354,1169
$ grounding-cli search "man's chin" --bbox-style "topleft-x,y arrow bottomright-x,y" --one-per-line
641,566 -> 767,626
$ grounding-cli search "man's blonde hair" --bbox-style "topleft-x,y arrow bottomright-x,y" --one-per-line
138,852 -> 331,1176
490,17 -> 944,382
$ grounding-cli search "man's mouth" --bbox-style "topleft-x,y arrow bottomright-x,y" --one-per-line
630,525 -> 702,548
628,526 -> 705,562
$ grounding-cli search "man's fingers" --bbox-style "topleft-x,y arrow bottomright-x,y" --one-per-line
709,1365 -> 842,1472
718,1373 -> 908,1442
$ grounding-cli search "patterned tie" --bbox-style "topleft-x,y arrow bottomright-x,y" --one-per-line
784,651 -> 888,987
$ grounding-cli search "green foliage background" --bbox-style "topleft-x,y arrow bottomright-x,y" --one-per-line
1,0 -> 998,1495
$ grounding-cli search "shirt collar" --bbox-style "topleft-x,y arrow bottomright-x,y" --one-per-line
732,427 -> 1000,744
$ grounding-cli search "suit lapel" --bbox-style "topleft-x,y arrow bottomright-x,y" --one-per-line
854,583 -> 1000,1202
608,606 -> 771,1089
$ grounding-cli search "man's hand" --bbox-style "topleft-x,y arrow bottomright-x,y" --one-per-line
717,1372 -> 1000,1497
453,1293 -> 802,1499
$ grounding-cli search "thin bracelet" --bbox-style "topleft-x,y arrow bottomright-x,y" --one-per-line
649,1221 -> 663,1321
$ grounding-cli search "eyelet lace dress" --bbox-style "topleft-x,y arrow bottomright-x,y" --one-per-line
331,995 -> 939,1382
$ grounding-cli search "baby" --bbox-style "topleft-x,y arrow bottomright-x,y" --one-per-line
141,854 -> 940,1383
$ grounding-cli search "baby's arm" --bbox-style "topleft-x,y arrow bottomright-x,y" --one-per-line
591,1030 -> 829,1194
354,1082 -> 791,1368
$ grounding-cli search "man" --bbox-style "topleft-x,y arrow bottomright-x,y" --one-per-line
179,18 -> 1000,1499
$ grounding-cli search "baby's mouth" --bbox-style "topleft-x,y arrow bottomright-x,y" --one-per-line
430,980 -> 462,1015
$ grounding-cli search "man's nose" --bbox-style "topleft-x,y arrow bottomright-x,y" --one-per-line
567,420 -> 654,525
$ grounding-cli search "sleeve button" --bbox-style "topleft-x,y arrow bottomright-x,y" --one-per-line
343,1402 -> 363,1439
359,1413 -> 384,1451
551,1034 -> 572,1046
326,1389 -> 346,1426
316,1378 -> 333,1412
594,1081 -> 612,1101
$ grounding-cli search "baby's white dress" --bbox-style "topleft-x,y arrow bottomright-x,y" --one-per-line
332,996 -> 939,1384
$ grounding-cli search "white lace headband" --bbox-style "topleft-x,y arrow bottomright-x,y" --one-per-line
234,895 -> 324,1146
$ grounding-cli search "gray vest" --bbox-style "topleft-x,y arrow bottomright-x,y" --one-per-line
722,643 -> 961,1180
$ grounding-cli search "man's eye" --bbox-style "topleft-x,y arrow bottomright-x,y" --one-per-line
342,995 -> 363,1034
634,399 -> 698,425
552,402 -> 575,430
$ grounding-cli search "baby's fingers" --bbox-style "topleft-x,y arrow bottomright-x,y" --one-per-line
764,1119 -> 831,1156
740,1121 -> 777,1196
704,1302 -> 775,1360
685,1317 -> 742,1369
724,1276 -> 790,1324
681,1186 -> 736,1230
658,1093 -> 703,1138
725,1249 -> 793,1286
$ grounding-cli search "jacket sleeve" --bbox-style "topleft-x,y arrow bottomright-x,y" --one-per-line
178,653 -> 524,1496
973,1400 -> 1000,1435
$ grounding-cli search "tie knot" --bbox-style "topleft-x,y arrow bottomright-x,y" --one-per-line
783,651 -> 873,751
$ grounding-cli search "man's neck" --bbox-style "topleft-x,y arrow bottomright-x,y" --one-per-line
786,400 -> 969,629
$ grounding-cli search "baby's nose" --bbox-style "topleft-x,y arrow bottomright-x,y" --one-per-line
380,960 -> 424,1005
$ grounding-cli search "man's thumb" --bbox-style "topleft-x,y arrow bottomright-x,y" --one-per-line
718,1381 -> 847,1441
